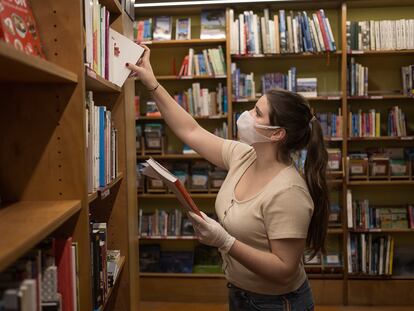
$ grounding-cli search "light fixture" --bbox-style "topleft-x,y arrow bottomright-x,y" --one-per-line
134,0 -> 290,8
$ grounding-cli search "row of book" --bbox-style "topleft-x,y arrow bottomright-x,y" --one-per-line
137,161 -> 227,193
139,209 -> 195,237
174,83 -> 227,117
347,233 -> 394,275
401,65 -> 414,96
0,238 -> 78,311
346,19 -> 414,52
178,47 -> 227,77
229,9 -> 336,55
292,148 -> 343,174
347,58 -> 368,97
90,222 -> 123,310
316,110 -> 343,139
134,10 -> 226,42
349,200 -> 414,230
86,92 -> 119,194
139,244 -> 221,274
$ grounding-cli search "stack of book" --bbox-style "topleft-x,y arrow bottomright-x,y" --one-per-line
86,92 -> 119,193
346,19 -> 414,52
0,238 -> 79,311
401,65 -> 414,95
348,57 -> 369,96
139,209 -> 191,237
90,222 -> 122,309
388,106 -> 407,137
316,110 -> 343,138
231,63 -> 256,99
229,8 -> 336,55
178,47 -> 227,77
347,233 -> 395,276
348,108 -> 381,137
261,68 -> 298,94
174,83 -> 227,117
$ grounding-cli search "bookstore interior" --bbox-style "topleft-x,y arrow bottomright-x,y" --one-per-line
0,0 -> 414,310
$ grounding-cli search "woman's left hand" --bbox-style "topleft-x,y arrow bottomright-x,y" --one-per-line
188,211 -> 235,253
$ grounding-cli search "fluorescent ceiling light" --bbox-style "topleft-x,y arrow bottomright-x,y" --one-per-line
134,0 -> 288,8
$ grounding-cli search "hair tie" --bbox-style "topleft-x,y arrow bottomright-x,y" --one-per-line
309,115 -> 316,130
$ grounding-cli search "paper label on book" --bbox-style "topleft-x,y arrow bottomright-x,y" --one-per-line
327,96 -> 341,100
326,255 -> 340,264
373,165 -> 386,174
351,165 -> 364,174
370,95 -> 383,99
328,160 -> 340,170
147,138 -> 161,148
401,136 -> 413,140
151,179 -> 164,188
192,175 -> 208,186
351,50 -> 364,54
101,189 -> 110,199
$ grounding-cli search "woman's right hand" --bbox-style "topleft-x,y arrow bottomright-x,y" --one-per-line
127,44 -> 158,90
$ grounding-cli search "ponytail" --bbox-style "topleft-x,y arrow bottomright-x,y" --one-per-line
304,119 -> 330,258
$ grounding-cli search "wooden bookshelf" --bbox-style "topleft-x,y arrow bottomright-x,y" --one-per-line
0,201 -> 81,272
140,272 -> 225,278
136,0 -> 414,306
348,49 -> 414,55
348,228 -> 414,233
0,41 -> 78,83
141,38 -> 226,47
138,193 -> 217,199
101,256 -> 126,310
155,75 -> 227,80
0,1 -> 139,310
137,154 -> 203,160
96,173 -> 124,200
137,114 -> 228,120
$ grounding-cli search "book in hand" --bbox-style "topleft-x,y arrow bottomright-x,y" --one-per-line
109,28 -> 145,87
142,158 -> 203,219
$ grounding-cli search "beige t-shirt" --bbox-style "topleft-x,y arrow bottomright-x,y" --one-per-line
215,139 -> 314,295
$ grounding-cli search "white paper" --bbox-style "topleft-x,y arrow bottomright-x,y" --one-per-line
109,28 -> 145,87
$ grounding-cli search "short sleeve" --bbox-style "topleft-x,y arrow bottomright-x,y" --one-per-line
262,186 -> 314,240
221,139 -> 253,170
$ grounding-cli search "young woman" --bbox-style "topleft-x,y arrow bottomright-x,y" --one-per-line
128,45 -> 329,311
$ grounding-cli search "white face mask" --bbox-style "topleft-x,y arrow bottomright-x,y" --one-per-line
236,110 -> 282,146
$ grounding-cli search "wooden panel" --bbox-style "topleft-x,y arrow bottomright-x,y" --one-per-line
309,280 -> 344,305
348,280 -> 414,305
140,276 -> 228,302
85,66 -> 122,93
0,42 -> 77,83
0,200 -> 81,272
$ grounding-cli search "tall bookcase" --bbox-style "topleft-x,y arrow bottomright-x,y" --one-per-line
0,1 -> 139,310
136,0 -> 414,306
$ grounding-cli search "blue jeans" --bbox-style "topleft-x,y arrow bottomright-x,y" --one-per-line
228,279 -> 314,311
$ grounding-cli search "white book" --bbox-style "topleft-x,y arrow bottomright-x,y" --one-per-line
234,19 -> 240,54
108,28 -> 145,87
361,233 -> 366,273
84,0 -> 93,67
369,20 -> 375,51
252,14 -> 260,54
375,21 -> 380,50
229,9 -> 236,54
347,189 -> 353,228
347,234 -> 353,273
71,244 -> 78,311
260,17 -> 267,54
188,48 -> 194,76
309,19 -> 321,52
292,17 -> 299,53
269,20 -> 275,53
239,13 -> 245,54
286,14 -> 293,53
313,13 -> 325,51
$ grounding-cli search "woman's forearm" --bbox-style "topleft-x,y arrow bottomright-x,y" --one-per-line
150,83 -> 199,143
228,240 -> 292,285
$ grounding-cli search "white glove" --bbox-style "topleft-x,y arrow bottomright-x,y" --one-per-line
188,211 -> 236,253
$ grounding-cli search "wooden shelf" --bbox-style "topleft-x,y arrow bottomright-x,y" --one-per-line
347,94 -> 413,100
348,274 -> 414,280
100,0 -> 123,14
137,114 -> 228,121
88,192 -> 99,204
348,49 -> 414,55
85,66 -> 122,93
0,200 -> 82,272
328,228 -> 344,234
307,274 -> 344,279
154,75 -> 227,80
138,193 -> 217,199
137,154 -> 203,160
101,256 -> 126,310
139,236 -> 198,240
0,41 -> 77,83
347,180 -> 414,186
348,228 -> 414,233
140,272 -> 225,278
139,39 -> 226,47
233,95 -> 342,102
348,136 -> 414,141
231,51 -> 342,59
97,173 -> 124,200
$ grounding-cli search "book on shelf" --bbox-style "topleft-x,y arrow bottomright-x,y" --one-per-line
229,8 -> 336,55
200,9 -> 226,40
0,0 -> 44,57
153,16 -> 172,41
178,46 -> 226,77
86,92 -> 120,193
231,63 -> 256,99
388,106 -> 407,137
347,57 -> 368,97
297,78 -> 317,98
174,82 -> 227,116
316,110 -> 343,139
176,17 -> 191,40
134,18 -> 153,42
348,108 -> 380,137
141,158 -> 203,218
347,19 -> 414,52
401,65 -> 414,96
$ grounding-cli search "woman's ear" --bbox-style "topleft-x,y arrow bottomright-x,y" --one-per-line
270,128 -> 286,142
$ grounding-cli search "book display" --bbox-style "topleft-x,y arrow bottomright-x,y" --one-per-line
0,0 -> 138,310
135,1 -> 414,306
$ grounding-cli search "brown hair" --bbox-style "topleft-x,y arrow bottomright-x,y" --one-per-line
266,88 -> 329,258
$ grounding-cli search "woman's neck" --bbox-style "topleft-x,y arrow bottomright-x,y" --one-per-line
251,143 -> 290,172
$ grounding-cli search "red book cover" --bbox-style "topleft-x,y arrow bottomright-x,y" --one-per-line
137,20 -> 144,42
54,237 -> 74,311
0,0 -> 44,57
317,10 -> 330,52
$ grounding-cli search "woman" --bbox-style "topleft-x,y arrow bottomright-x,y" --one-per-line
128,45 -> 329,311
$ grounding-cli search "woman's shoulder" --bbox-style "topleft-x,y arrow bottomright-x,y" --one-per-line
221,139 -> 255,170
